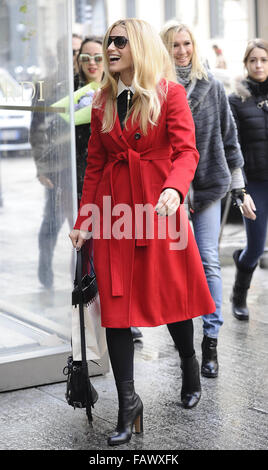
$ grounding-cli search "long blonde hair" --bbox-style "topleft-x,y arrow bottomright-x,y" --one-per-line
94,18 -> 176,134
160,21 -> 208,81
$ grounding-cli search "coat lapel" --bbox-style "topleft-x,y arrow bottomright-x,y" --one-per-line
109,110 -> 142,149
188,73 -> 212,114
122,116 -> 141,141
108,112 -> 129,149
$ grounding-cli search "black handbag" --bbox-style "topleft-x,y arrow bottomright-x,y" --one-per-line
63,248 -> 98,423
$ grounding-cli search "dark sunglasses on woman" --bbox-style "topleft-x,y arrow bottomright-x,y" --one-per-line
107,36 -> 129,49
79,53 -> 103,64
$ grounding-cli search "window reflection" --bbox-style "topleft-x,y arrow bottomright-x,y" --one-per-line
0,0 -> 75,359
30,35 -> 74,290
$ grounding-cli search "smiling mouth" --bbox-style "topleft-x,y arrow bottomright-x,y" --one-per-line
109,55 -> 121,63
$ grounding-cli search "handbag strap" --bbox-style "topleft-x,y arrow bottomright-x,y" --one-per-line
74,245 -> 95,286
76,249 -> 94,417
76,249 -> 87,369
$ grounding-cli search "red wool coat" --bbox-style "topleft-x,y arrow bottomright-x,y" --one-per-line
75,80 -> 215,328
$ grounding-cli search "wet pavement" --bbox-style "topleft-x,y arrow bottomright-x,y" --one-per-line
0,156 -> 267,450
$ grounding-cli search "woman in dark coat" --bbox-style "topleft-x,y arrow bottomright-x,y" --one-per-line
229,38 -> 268,320
74,36 -> 104,200
70,18 -> 215,446
161,22 -> 256,379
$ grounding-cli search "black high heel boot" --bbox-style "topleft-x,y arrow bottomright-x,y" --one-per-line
201,335 -> 218,378
180,355 -> 201,409
107,380 -> 143,446
231,250 -> 257,321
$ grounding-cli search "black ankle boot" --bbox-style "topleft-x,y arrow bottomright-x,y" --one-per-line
231,250 -> 257,321
201,335 -> 218,378
180,355 -> 201,409
107,380 -> 143,446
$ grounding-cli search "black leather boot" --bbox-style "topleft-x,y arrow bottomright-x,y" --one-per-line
201,335 -> 218,378
231,250 -> 257,321
107,380 -> 143,446
180,355 -> 201,409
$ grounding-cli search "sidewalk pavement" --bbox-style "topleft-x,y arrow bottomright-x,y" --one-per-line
0,222 -> 267,451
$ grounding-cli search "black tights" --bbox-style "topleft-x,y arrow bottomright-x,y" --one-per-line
106,319 -> 194,383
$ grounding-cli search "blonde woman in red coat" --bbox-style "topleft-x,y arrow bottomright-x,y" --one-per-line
69,18 -> 215,447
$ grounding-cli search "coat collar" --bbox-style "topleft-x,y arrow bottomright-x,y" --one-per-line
233,76 -> 268,101
233,76 -> 252,101
106,78 -> 169,147
108,86 -> 140,148
187,72 -> 213,113
109,112 -> 141,149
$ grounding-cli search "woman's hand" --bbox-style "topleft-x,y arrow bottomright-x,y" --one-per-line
69,229 -> 88,250
155,188 -> 181,216
241,193 -> 256,220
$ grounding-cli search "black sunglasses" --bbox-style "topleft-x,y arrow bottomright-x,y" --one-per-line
107,36 -> 129,49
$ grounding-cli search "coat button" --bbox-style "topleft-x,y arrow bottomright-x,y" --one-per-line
135,133 -> 141,140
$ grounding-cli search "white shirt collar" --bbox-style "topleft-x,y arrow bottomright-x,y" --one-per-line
117,77 -> 135,97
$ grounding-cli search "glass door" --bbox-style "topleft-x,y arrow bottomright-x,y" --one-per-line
0,0 -> 108,391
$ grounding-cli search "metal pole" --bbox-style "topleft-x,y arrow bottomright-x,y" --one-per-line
67,0 -> 78,223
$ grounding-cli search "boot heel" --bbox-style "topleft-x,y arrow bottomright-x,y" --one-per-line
134,410 -> 143,434
107,381 -> 143,446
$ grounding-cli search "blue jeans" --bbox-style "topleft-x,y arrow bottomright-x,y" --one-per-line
239,180 -> 268,269
191,200 -> 223,339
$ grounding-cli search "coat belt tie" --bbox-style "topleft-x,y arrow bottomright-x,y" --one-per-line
107,147 -> 170,296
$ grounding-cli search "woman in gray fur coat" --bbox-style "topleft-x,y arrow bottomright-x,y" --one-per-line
161,22 -> 256,379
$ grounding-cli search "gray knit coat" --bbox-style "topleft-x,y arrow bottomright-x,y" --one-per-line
187,72 -> 244,212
